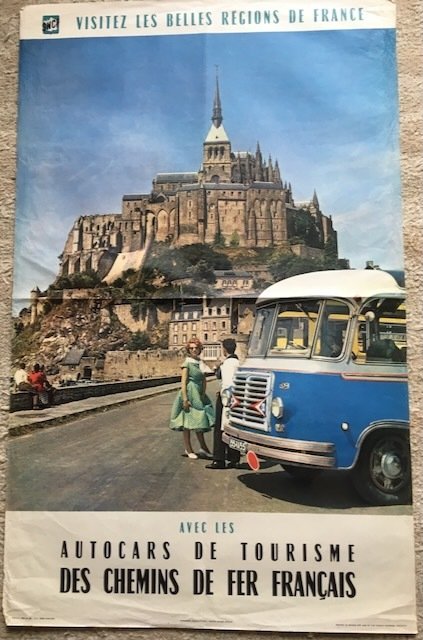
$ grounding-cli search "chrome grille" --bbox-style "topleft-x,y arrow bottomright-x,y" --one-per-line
229,370 -> 272,431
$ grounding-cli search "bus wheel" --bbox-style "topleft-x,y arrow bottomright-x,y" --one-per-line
352,432 -> 411,505
281,465 -> 321,482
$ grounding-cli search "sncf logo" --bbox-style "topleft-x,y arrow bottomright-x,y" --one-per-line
42,15 -> 60,34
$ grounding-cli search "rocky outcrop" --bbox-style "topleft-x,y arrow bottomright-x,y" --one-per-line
13,297 -> 134,369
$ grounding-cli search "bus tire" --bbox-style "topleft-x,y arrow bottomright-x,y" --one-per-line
281,464 -> 321,482
352,431 -> 411,505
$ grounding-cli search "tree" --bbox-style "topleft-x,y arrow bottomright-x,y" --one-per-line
53,270 -> 101,290
127,331 -> 151,351
186,259 -> 216,283
213,232 -> 226,247
230,231 -> 240,247
323,236 -> 339,268
269,253 -> 327,282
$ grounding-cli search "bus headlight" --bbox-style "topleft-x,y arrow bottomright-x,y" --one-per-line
221,389 -> 231,407
271,397 -> 284,418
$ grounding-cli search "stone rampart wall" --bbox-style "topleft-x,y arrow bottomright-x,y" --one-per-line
104,349 -> 184,380
10,375 -> 180,413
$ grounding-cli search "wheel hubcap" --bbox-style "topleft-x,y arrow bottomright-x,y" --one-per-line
370,437 -> 408,493
380,452 -> 402,479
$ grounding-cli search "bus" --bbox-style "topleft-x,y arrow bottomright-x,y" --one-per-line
222,269 -> 410,505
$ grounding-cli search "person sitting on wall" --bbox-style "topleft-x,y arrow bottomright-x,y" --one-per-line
13,362 -> 40,409
13,362 -> 30,391
27,363 -> 52,409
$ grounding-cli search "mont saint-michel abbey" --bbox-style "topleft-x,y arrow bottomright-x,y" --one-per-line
59,78 -> 337,280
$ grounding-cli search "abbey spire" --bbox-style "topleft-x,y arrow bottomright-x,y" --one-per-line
212,71 -> 223,128
202,69 -> 232,183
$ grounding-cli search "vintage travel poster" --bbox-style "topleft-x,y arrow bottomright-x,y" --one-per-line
3,0 -> 417,632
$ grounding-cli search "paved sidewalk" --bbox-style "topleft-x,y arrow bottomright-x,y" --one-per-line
8,381 -> 183,436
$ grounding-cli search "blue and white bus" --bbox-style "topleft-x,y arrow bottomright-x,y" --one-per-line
222,269 -> 410,505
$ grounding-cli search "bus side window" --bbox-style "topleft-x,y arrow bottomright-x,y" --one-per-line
314,301 -> 349,358
359,298 -> 407,364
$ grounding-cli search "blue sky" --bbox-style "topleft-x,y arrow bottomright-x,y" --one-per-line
14,28 -> 401,307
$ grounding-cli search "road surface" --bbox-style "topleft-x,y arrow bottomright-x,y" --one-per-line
7,381 -> 410,515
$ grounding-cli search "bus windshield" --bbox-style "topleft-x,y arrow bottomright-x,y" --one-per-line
249,299 -> 352,359
268,300 -> 321,357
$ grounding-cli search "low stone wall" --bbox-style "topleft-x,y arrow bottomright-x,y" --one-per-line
10,375 -> 180,413
290,243 -> 324,259
104,350 -> 184,380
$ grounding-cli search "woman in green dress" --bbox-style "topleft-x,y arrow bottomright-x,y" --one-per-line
170,339 -> 214,459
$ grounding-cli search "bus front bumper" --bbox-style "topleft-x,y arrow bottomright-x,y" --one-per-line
223,424 -> 336,468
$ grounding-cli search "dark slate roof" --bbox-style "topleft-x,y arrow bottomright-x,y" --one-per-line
155,173 -> 198,184
214,270 -> 252,278
122,194 -> 149,201
61,348 -> 86,366
203,183 -> 246,190
180,304 -> 202,311
250,181 -> 281,189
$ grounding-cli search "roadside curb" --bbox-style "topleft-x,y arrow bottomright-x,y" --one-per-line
8,383 -> 181,437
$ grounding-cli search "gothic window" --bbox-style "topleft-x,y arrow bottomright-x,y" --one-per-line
220,146 -> 224,157
208,148 -> 212,158
211,175 -> 220,184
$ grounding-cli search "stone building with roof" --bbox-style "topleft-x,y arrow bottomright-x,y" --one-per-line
168,295 -> 256,362
58,76 -> 337,280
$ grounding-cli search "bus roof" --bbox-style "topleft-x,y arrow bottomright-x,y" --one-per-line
257,269 -> 405,303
